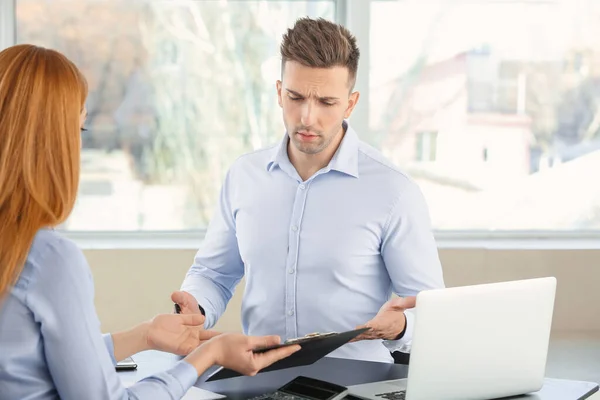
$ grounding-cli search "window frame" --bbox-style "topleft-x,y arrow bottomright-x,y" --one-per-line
2,0 -> 600,249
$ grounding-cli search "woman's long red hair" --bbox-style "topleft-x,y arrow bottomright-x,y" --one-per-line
0,44 -> 87,296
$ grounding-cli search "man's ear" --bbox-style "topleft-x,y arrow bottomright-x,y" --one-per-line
344,91 -> 360,119
276,80 -> 283,108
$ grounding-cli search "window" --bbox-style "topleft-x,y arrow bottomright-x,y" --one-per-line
8,0 -> 600,234
416,131 -> 438,162
369,0 -> 600,230
15,0 -> 335,231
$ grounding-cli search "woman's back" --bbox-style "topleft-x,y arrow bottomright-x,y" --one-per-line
0,229 -> 63,399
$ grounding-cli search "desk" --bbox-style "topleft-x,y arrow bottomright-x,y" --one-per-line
118,350 -> 599,400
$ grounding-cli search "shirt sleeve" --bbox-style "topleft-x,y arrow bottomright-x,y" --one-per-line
103,333 -> 118,365
380,180 -> 445,351
27,235 -> 199,399
181,169 -> 245,329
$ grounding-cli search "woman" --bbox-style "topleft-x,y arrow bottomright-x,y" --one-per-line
0,44 -> 299,399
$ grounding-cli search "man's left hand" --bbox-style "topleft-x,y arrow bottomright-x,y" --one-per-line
352,296 -> 416,341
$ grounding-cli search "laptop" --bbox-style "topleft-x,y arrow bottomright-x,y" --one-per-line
348,277 -> 557,400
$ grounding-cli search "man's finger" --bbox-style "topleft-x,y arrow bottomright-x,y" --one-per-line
350,324 -> 370,342
171,291 -> 188,306
388,296 -> 417,310
255,344 -> 301,368
351,332 -> 378,342
171,291 -> 201,315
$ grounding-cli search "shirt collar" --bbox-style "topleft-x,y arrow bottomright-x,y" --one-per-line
266,120 -> 359,178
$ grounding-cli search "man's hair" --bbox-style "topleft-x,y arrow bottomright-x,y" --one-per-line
280,17 -> 360,89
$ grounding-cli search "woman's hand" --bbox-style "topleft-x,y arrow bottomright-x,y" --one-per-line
185,333 -> 300,376
146,314 -> 221,355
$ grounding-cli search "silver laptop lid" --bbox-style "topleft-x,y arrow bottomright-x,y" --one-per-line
405,277 -> 556,400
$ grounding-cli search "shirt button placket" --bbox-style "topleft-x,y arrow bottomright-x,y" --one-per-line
284,182 -> 309,339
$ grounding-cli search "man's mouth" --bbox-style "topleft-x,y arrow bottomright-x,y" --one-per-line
297,131 -> 318,137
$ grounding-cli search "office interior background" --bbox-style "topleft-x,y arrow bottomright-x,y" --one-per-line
1,0 -> 599,385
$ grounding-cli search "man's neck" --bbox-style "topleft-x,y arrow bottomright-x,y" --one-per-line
288,125 -> 345,182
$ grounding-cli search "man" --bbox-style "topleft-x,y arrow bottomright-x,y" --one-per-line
172,17 -> 445,363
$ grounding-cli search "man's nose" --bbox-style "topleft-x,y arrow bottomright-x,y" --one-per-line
300,102 -> 316,127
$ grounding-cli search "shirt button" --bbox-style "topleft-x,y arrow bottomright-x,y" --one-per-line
291,225 -> 298,232
288,268 -> 295,274
288,310 -> 294,316
299,184 -> 306,190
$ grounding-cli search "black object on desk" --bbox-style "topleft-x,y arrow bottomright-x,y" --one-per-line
115,357 -> 137,371
247,376 -> 349,400
200,357 -> 405,399
206,328 -> 370,382
197,356 -> 599,400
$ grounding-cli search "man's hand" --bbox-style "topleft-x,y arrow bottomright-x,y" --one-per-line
171,290 -> 203,316
145,314 -> 221,355
352,296 -> 417,341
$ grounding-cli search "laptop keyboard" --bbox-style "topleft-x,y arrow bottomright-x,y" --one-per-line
375,390 -> 406,400
248,391 -> 309,400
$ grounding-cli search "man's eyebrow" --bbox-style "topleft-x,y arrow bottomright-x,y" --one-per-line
285,89 -> 339,101
285,89 -> 303,97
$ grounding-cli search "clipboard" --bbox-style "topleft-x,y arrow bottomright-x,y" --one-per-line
205,327 -> 369,381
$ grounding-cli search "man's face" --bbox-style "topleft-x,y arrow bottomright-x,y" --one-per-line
276,61 -> 359,155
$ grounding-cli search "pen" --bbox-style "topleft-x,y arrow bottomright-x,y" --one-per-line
173,302 -> 206,316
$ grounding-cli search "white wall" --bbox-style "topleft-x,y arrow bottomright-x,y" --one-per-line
85,247 -> 600,335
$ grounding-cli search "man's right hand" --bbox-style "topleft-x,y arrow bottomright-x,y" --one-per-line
171,291 -> 204,318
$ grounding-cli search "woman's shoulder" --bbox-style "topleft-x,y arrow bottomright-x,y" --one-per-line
25,229 -> 90,284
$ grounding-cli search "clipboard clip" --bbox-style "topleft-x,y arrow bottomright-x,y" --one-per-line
284,331 -> 337,345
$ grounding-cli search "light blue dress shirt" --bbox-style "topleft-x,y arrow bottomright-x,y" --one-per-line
0,229 -> 198,399
182,122 -> 445,363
